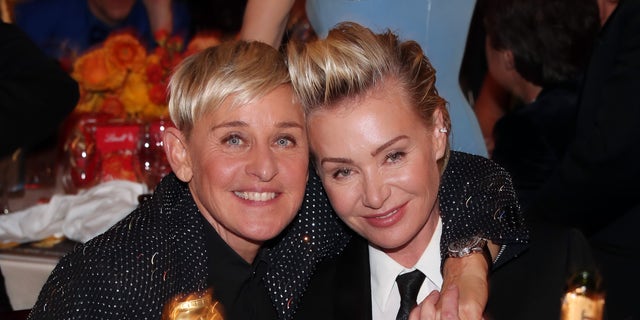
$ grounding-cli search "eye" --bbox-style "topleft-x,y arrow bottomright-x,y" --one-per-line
385,151 -> 406,163
332,167 -> 352,179
275,135 -> 296,147
223,134 -> 244,146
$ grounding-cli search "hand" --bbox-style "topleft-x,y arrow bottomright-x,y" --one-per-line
440,251 -> 490,319
409,285 -> 461,320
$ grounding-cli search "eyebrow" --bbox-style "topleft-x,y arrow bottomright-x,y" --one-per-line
319,135 -> 409,166
212,121 -> 247,130
371,135 -> 408,157
320,157 -> 353,166
212,121 -> 304,131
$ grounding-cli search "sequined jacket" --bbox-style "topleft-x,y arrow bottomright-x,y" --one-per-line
26,170 -> 349,320
27,151 -> 528,320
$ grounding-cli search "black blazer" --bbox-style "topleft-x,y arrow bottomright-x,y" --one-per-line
294,223 -> 595,320
293,152 -> 540,320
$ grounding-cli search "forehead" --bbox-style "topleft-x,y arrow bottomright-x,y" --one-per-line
308,85 -> 426,144
203,85 -> 304,126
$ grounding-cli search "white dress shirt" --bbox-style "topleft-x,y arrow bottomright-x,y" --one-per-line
369,217 -> 443,320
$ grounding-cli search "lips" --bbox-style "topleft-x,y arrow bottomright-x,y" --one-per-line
233,191 -> 278,201
364,203 -> 407,228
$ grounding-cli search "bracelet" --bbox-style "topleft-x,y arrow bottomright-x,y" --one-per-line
446,236 -> 493,268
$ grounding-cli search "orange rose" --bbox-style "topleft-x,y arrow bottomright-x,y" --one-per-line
72,48 -> 126,91
104,33 -> 147,73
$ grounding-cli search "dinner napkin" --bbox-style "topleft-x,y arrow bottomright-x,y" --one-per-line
0,180 -> 148,243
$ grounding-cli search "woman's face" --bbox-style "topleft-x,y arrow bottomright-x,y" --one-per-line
308,83 -> 447,263
166,85 -> 308,261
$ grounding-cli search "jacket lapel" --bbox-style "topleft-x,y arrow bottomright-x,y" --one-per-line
333,235 -> 373,320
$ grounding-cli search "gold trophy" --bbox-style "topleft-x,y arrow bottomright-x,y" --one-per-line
162,288 -> 225,320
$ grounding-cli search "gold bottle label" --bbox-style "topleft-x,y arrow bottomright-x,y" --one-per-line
561,291 -> 605,320
162,288 -> 224,320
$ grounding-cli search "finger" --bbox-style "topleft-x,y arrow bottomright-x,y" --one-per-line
440,284 -> 460,320
410,290 -> 440,320
424,289 -> 441,305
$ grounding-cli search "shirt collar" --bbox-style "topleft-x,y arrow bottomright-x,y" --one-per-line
369,216 -> 443,311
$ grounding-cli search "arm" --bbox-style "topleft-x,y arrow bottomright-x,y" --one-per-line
437,152 -> 530,318
435,245 -> 496,319
142,0 -> 173,33
239,0 -> 296,48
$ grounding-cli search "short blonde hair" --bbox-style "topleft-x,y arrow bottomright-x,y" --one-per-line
287,21 -> 451,169
168,40 -> 291,136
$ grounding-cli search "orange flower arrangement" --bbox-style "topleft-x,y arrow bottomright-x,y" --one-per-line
71,31 -> 193,120
62,31 -> 222,190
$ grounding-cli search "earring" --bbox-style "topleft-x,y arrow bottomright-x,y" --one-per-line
439,128 -> 448,133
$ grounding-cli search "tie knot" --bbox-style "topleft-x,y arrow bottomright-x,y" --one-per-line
396,270 -> 426,320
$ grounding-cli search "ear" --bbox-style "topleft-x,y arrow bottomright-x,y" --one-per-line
503,50 -> 516,70
431,107 -> 448,161
163,126 -> 193,182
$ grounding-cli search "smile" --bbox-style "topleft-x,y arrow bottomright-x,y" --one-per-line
376,209 -> 399,219
234,191 -> 277,201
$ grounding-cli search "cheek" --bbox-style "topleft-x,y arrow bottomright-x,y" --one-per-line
323,184 -> 358,219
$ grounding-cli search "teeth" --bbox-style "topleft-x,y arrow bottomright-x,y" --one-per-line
234,191 -> 276,201
377,209 -> 398,219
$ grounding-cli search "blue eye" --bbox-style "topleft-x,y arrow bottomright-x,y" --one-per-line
332,167 -> 352,179
276,136 -> 295,147
386,151 -> 405,163
224,134 -> 243,146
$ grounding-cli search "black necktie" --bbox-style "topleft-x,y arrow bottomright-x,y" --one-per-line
396,270 -> 426,320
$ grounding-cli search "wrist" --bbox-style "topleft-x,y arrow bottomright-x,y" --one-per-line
446,236 -> 493,269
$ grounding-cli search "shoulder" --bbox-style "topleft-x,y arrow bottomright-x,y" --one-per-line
439,152 -> 528,242
442,151 -> 510,184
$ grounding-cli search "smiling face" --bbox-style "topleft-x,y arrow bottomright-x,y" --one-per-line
308,82 -> 447,265
164,85 -> 308,262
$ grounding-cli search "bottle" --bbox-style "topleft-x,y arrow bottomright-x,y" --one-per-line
162,288 -> 224,320
561,270 -> 605,320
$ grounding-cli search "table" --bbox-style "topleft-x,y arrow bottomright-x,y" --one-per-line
0,239 -> 76,311
2,175 -> 64,311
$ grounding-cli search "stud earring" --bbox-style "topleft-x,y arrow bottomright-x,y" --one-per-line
439,128 -> 448,133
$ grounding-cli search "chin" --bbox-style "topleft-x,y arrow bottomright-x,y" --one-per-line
369,233 -> 412,251
243,225 -> 286,242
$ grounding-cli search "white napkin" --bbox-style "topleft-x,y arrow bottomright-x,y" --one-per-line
0,180 -> 148,243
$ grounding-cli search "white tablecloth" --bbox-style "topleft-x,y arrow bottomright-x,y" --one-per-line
0,253 -> 57,311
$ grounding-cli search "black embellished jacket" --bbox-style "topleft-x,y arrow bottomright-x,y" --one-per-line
27,151 -> 528,320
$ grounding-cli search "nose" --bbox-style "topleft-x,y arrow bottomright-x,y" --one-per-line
245,145 -> 279,182
361,171 -> 390,209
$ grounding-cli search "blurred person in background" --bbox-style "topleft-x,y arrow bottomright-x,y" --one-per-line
1,19 -> 78,312
0,21 -> 78,160
525,0 -> 640,318
13,0 -> 191,69
482,0 -> 600,210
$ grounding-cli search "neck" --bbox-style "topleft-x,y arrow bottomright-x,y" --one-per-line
515,79 -> 543,104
